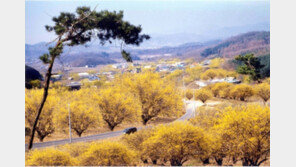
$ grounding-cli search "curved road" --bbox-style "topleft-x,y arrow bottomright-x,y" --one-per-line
25,100 -> 199,149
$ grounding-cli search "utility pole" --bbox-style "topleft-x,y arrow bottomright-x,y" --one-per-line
182,72 -> 185,89
68,103 -> 72,143
193,89 -> 196,117
182,71 -> 188,116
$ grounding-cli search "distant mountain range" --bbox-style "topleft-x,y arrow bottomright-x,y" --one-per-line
138,22 -> 270,48
184,31 -> 270,59
25,31 -> 270,71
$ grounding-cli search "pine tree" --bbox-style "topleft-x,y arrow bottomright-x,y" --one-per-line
28,6 -> 150,150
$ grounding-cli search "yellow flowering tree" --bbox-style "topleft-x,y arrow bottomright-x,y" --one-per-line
200,69 -> 227,80
184,65 -> 203,83
165,69 -> 184,86
209,58 -> 225,68
26,148 -> 76,166
54,89 -> 100,137
189,105 -> 222,130
142,122 -> 208,166
219,86 -> 233,99
58,142 -> 90,158
210,82 -> 233,97
189,104 -> 229,165
25,89 -> 57,142
195,88 -> 213,103
185,89 -> 194,100
213,104 -> 270,166
78,141 -> 137,166
121,72 -> 184,125
121,128 -> 154,164
255,82 -> 270,102
95,86 -> 141,130
229,84 -> 254,101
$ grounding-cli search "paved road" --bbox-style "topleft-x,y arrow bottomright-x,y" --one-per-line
25,100 -> 199,149
177,100 -> 199,121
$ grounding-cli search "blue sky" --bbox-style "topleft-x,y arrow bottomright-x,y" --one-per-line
25,0 -> 270,44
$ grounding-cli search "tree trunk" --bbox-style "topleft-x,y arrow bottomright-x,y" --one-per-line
27,56 -> 56,150
257,158 -> 268,166
142,115 -> 148,125
215,157 -> 223,166
242,158 -> 250,166
170,159 -> 182,166
107,123 -> 115,131
143,119 -> 148,125
142,114 -> 151,125
232,156 -> 238,164
76,130 -> 82,137
142,159 -> 148,164
38,135 -> 45,142
201,158 -> 210,165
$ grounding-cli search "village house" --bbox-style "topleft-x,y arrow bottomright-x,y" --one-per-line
156,64 -> 170,72
202,60 -> 211,66
51,74 -> 63,82
195,77 -> 241,88
78,72 -> 90,79
112,63 -> 128,69
144,65 -> 152,69
132,67 -> 142,74
66,82 -> 82,90
77,72 -> 100,81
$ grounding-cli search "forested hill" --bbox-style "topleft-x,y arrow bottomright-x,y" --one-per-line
199,31 -> 270,58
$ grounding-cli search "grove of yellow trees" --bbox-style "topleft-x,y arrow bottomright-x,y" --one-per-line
190,103 -> 270,166
207,81 -> 270,102
25,71 -> 185,142
26,103 -> 270,166
25,61 -> 270,166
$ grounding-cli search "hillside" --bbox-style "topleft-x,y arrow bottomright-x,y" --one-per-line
25,65 -> 43,88
25,31 -> 269,71
190,31 -> 270,59
133,31 -> 270,61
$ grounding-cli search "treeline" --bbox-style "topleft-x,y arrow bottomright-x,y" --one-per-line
165,58 -> 238,86
25,72 -> 184,141
258,54 -> 270,78
26,103 -> 270,166
184,79 -> 270,103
